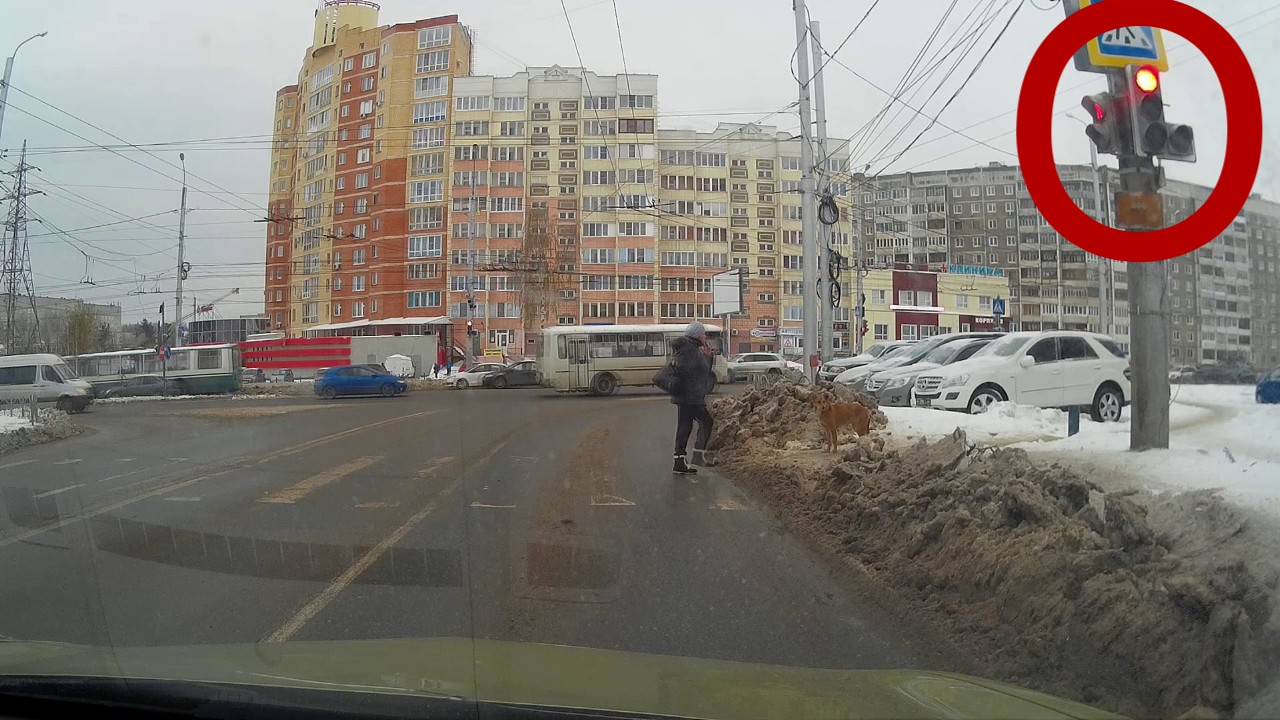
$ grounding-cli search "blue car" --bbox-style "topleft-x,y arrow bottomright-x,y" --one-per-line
1258,366 -> 1280,404
314,364 -> 408,399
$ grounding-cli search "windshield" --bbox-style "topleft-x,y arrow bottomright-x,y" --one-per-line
976,335 -> 1033,358
0,4 -> 1267,720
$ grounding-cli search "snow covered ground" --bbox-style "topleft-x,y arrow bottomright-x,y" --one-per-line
0,413 -> 33,435
882,384 -> 1280,514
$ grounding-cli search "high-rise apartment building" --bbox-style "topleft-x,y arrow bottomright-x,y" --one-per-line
263,3 -> 1279,367
265,1 -> 472,336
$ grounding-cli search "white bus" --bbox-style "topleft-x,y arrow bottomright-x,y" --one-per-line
536,324 -> 730,395
67,344 -> 242,396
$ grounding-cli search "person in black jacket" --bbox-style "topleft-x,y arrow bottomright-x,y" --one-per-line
669,321 -> 717,474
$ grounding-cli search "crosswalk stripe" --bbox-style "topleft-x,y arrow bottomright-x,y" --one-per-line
34,484 -> 86,499
257,456 -> 381,505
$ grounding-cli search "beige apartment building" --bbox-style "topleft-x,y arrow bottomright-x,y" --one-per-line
263,2 -> 1280,368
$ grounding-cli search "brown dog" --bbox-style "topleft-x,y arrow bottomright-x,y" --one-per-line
811,393 -> 872,453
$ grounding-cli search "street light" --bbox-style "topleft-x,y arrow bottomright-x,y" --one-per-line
1069,113 -> 1112,336
0,31 -> 49,146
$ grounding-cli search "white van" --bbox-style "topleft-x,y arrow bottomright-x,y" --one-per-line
0,354 -> 94,413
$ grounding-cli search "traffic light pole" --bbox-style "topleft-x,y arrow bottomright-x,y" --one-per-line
1107,71 -> 1170,451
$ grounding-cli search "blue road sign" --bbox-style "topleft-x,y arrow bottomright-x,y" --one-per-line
992,298 -> 1006,318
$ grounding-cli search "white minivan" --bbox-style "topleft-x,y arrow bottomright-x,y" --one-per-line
0,354 -> 94,413
912,331 -> 1131,421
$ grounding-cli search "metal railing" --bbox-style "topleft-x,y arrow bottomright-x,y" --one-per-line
0,395 -> 40,425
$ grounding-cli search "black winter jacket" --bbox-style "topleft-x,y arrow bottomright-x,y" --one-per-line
668,336 -> 716,405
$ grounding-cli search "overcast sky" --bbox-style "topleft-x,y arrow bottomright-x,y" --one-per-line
1,0 -> 1275,323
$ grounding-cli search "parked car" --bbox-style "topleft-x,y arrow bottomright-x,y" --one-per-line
453,362 -> 506,389
725,352 -> 804,382
1257,367 -> 1280,404
241,368 -> 266,384
313,365 -> 408,399
482,360 -> 540,389
1168,365 -> 1196,383
869,338 -> 995,407
1191,364 -> 1257,385
836,333 -> 1004,390
100,375 -> 184,399
818,341 -> 914,382
267,369 -> 295,383
913,331 -> 1131,421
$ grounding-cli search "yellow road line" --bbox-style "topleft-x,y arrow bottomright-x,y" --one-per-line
265,441 -> 510,643
257,456 -> 381,505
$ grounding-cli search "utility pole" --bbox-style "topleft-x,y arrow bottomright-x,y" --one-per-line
1083,137 -> 1112,336
809,19 -> 835,361
173,153 -> 189,348
0,32 -> 47,147
854,206 -> 865,354
2,142 -> 41,354
792,0 -> 819,378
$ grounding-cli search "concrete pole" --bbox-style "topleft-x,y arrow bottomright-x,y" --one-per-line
854,209 -> 865,354
0,32 -> 47,146
466,144 -> 479,363
810,20 -> 835,361
173,153 -> 188,347
793,0 -> 819,378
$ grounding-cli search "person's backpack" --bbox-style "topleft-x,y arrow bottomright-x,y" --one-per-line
653,361 -> 678,394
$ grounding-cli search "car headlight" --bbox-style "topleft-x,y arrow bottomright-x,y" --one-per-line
886,377 -> 912,389
939,373 -> 970,388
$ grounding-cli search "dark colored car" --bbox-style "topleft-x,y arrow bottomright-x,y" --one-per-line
240,368 -> 266,384
313,365 -> 408,399
100,375 -> 184,399
482,360 -> 540,389
1193,364 -> 1257,385
1258,367 -> 1280,404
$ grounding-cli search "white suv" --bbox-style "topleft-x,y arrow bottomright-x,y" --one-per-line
912,331 -> 1131,421
726,352 -> 803,382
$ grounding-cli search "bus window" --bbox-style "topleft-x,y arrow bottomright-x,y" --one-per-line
646,333 -> 664,356
589,334 -> 615,358
705,332 -> 725,355
557,335 -> 567,359
197,350 -> 221,370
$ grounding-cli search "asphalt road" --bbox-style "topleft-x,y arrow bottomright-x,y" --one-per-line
0,386 -> 962,674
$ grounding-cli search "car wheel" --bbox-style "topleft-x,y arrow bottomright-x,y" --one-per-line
727,370 -> 736,383
1090,384 -> 1124,423
967,386 -> 1005,415
379,383 -> 396,398
767,368 -> 782,377
491,375 -> 509,389
56,397 -> 73,413
455,378 -> 469,389
322,386 -> 338,400
592,373 -> 617,396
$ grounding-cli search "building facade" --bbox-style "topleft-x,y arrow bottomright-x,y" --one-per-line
263,2 -> 1280,368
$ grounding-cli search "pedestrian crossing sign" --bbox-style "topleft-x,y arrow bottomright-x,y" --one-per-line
1067,0 -> 1169,72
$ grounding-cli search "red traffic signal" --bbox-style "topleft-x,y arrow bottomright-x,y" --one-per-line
1133,65 -> 1160,94
1080,92 -> 1120,155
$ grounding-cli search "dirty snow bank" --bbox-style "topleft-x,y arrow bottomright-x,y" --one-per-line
708,383 -> 1280,718
0,409 -> 81,455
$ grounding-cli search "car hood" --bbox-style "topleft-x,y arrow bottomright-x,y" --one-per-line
919,355 -> 1008,378
873,362 -> 940,381
0,638 -> 1118,719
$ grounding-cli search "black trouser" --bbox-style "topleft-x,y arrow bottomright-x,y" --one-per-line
674,403 -> 714,456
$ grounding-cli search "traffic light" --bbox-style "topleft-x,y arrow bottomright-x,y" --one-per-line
860,320 -> 868,337
1080,92 -> 1122,155
466,319 -> 477,337
1125,65 -> 1197,162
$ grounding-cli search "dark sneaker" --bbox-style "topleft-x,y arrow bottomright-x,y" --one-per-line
673,454 -> 698,474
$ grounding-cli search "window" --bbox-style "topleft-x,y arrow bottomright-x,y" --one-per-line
407,291 -> 442,309
409,180 -> 443,203
585,120 -> 616,136
417,50 -> 450,73
412,127 -> 446,149
781,156 -> 802,171
582,248 -> 616,264
408,206 -> 444,230
361,76 -> 375,92
456,121 -> 489,137
418,26 -> 451,48
410,152 -> 444,176
1059,336 -> 1098,360
619,118 -> 654,133
494,96 -> 526,112
357,148 -> 371,163
353,275 -> 366,291
343,58 -> 354,72
1027,338 -> 1059,364
455,95 -> 491,111
955,294 -> 970,309
407,263 -> 440,280
618,94 -> 654,108
412,101 -> 447,124
901,324 -> 918,341
874,324 -> 890,341
416,76 -> 447,98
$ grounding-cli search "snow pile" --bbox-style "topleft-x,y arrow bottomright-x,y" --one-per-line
0,408 -> 80,455
708,381 -> 886,453
717,428 -> 1280,718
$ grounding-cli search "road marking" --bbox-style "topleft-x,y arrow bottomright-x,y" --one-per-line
33,484 -> 86,499
589,469 -> 634,507
53,459 -> 83,466
117,459 -> 135,463
257,411 -> 439,465
0,459 -> 37,470
712,499 -> 747,511
470,502 -> 516,508
266,440 -> 511,644
355,501 -> 399,508
416,456 -> 454,478
164,496 -> 201,502
0,412 -> 444,550
98,467 -> 151,483
257,456 -> 381,505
